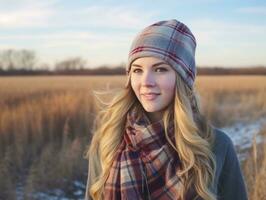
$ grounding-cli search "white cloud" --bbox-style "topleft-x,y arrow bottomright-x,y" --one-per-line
0,0 -> 58,27
187,18 -> 266,66
0,1 -> 157,29
0,30 -> 134,46
50,5 -> 157,29
236,6 -> 266,15
0,9 -> 55,27
189,18 -> 266,46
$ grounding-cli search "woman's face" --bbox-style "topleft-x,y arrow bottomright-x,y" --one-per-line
130,56 -> 176,116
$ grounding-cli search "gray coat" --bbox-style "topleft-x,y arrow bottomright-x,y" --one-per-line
85,128 -> 248,200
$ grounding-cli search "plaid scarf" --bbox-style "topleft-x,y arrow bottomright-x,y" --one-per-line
103,106 -> 192,200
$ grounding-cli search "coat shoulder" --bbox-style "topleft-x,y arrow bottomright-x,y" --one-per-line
211,127 -> 235,158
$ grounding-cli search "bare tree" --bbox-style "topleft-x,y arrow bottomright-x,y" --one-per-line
0,49 -> 36,70
54,57 -> 86,71
18,49 -> 36,70
0,49 -> 15,70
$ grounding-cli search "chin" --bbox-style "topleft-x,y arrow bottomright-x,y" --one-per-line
142,106 -> 161,113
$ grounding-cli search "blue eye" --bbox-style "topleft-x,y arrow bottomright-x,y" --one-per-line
155,67 -> 167,72
133,68 -> 142,73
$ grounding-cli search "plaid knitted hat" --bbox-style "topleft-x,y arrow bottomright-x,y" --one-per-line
125,19 -> 197,89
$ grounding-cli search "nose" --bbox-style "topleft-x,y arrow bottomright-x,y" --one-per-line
141,71 -> 156,87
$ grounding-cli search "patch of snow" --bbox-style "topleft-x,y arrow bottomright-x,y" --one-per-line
221,117 -> 266,161
73,180 -> 86,189
15,182 -> 24,200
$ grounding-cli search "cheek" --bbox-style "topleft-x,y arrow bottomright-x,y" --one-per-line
160,78 -> 176,102
161,76 -> 176,92
130,78 -> 140,95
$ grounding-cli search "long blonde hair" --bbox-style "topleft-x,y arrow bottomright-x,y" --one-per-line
85,73 -> 217,200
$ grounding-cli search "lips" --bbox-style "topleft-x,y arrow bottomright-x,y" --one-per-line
141,93 -> 160,100
142,92 -> 160,95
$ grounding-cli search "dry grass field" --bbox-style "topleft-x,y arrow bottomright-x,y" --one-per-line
0,75 -> 265,199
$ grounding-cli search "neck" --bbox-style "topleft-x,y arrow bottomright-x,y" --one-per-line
146,111 -> 163,124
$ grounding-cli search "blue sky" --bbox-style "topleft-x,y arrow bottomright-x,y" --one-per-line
0,0 -> 265,69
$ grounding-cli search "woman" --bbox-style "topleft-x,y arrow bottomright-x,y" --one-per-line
84,19 -> 248,200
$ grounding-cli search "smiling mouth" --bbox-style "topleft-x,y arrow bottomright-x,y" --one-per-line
141,92 -> 160,95
141,93 -> 160,100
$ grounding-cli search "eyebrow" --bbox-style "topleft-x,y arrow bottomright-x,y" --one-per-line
131,61 -> 168,68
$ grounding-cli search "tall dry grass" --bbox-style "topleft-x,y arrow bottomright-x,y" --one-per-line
242,126 -> 266,200
195,75 -> 266,126
0,91 -> 92,199
0,75 -> 265,199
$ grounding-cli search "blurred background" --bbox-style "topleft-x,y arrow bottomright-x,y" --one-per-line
0,0 -> 265,199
